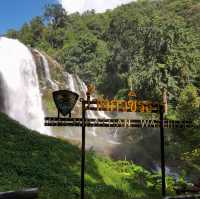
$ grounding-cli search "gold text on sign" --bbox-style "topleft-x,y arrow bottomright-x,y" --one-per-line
96,99 -> 159,113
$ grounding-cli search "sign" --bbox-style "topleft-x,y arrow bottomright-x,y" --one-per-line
53,90 -> 79,117
96,99 -> 159,113
84,91 -> 160,113
45,89 -> 197,199
45,117 -> 196,128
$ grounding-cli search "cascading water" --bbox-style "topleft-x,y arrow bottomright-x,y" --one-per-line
34,49 -> 58,90
64,72 -> 113,137
65,73 -> 77,92
0,37 -> 49,134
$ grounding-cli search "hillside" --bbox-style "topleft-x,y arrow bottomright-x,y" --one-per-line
2,0 -> 200,197
0,112 -> 171,199
6,0 -> 200,101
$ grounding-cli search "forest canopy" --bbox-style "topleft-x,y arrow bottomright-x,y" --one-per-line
6,0 -> 200,117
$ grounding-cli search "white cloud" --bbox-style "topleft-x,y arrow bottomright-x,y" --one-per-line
58,0 -> 134,14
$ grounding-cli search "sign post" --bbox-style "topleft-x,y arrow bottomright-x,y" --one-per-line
45,90 -> 198,199
160,104 -> 166,197
81,99 -> 86,199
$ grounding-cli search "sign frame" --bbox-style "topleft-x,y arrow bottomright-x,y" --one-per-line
45,91 -> 197,199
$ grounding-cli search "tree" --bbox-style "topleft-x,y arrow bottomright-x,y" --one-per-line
177,84 -> 200,122
6,29 -> 19,39
19,23 -> 34,46
44,4 -> 68,28
29,17 -> 45,42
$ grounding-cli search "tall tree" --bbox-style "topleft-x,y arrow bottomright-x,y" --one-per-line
44,4 -> 68,28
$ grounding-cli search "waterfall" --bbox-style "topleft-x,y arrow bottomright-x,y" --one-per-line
0,37 -> 49,135
0,37 -> 123,144
0,37 -> 166,169
64,72 -> 81,95
66,73 -> 76,92
63,72 -> 115,138
34,50 -> 58,90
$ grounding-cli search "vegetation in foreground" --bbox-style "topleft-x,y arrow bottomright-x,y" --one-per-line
0,112 -> 177,199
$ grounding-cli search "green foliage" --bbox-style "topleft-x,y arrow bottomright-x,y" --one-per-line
0,112 -> 164,198
44,4 -> 68,28
7,0 -> 200,101
167,84 -> 200,177
177,84 -> 200,123
6,29 -> 18,38
182,147 -> 200,163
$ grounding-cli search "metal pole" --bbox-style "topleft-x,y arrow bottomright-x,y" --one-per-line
81,100 -> 86,199
160,104 -> 166,197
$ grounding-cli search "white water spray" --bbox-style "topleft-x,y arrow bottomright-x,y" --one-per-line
64,72 -> 112,137
64,72 -> 78,93
34,50 -> 58,90
0,37 -> 49,134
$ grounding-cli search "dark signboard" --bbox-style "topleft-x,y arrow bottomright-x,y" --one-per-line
53,90 -> 79,116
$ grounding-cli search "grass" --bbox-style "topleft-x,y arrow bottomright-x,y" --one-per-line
0,112 -> 164,199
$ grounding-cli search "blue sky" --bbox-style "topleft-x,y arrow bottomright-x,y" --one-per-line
0,0 -> 133,35
0,0 -> 57,35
